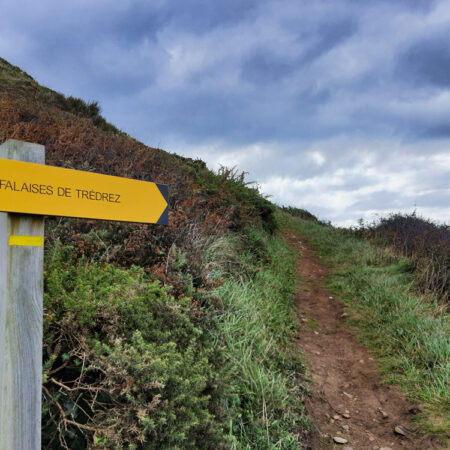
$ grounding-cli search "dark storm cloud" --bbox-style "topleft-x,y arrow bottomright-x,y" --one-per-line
1,0 -> 449,224
240,17 -> 357,85
161,0 -> 261,33
398,27 -> 450,88
241,49 -> 298,84
422,123 -> 450,139
299,17 -> 358,65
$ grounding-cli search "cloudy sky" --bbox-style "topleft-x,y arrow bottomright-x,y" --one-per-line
1,0 -> 449,225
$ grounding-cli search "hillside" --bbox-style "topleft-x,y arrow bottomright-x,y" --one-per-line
0,57 -> 277,282
1,59 -> 448,449
1,58 -> 307,449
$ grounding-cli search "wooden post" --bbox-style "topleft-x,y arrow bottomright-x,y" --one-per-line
0,139 -> 45,450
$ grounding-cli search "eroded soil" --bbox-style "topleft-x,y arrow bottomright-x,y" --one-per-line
284,230 -> 442,450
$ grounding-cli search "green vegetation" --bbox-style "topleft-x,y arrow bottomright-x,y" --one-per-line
306,318 -> 318,329
186,162 -> 277,233
43,242 -> 228,449
42,224 -> 307,449
280,206 -> 319,223
1,56 -> 307,448
356,212 -> 449,303
282,213 -> 450,441
0,57 -> 35,85
52,95 -> 122,135
206,227 -> 308,448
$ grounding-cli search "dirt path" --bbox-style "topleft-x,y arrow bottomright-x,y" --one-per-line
284,230 -> 442,450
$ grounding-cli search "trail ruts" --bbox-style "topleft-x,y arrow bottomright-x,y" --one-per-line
284,229 -> 442,450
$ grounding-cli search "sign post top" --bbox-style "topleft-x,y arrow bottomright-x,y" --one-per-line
0,139 -> 45,163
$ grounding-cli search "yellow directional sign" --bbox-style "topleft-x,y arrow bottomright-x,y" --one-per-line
0,158 -> 168,224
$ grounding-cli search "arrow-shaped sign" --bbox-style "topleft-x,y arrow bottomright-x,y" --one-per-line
0,158 -> 168,224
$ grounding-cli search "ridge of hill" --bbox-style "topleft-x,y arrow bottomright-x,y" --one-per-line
0,57 -> 277,277
0,57 -> 122,134
1,58 -> 309,448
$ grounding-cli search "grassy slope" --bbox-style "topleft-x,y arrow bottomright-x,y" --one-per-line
42,224 -> 309,449
205,227 -> 309,448
1,58 -> 307,448
282,213 -> 449,442
4,56 -> 447,446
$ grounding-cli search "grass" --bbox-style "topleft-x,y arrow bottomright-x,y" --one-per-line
280,213 -> 450,442
356,212 -> 449,303
41,225 -> 311,448
205,226 -> 309,448
1,56 -> 310,447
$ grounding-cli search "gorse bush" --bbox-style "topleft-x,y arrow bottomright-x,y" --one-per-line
43,242 -> 228,449
358,213 -> 449,303
57,96 -> 101,119
42,229 -> 308,449
1,58 -> 306,448
280,206 -> 319,223
51,95 -> 122,135
186,161 -> 277,234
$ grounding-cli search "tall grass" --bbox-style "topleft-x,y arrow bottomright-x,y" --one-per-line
282,213 -> 450,441
356,213 -> 449,303
41,225 -> 310,448
205,227 -> 309,449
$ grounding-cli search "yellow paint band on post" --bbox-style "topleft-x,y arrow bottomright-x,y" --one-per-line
8,235 -> 44,247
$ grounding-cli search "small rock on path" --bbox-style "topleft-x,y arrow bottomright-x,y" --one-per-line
333,436 -> 348,444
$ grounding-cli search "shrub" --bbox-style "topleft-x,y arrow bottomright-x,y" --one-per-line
42,242 -> 228,449
360,213 -> 449,303
281,206 -> 319,223
186,162 -> 277,234
52,95 -> 122,135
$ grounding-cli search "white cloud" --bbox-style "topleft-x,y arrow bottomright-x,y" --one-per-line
1,0 -> 449,225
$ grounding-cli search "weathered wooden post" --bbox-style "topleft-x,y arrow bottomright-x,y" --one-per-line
0,139 -> 45,450
0,138 -> 168,449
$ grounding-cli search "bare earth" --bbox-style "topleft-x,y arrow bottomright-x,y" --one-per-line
284,230 -> 442,450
